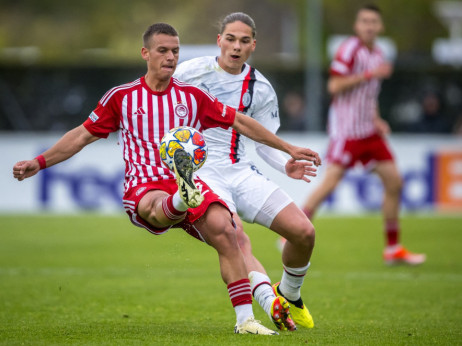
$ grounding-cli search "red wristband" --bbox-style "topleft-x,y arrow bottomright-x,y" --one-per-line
35,155 -> 47,170
364,71 -> 372,80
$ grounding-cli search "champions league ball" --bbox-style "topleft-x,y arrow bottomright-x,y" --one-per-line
160,126 -> 208,172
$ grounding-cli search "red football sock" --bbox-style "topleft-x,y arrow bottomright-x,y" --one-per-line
385,219 -> 399,247
227,278 -> 253,307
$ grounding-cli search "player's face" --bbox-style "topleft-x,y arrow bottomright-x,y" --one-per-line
142,33 -> 180,82
217,21 -> 256,75
354,9 -> 383,47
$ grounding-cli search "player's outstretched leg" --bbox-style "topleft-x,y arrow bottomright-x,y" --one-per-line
234,317 -> 279,335
273,282 -> 314,329
173,149 -> 204,208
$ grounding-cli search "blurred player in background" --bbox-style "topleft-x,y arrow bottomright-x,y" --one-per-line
13,23 -> 321,335
174,12 -> 318,330
301,4 -> 425,265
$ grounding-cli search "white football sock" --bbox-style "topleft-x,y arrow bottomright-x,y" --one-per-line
235,304 -> 254,325
249,271 -> 276,317
172,192 -> 188,211
279,262 -> 311,301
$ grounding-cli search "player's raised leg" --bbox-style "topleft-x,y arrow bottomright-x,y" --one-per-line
193,204 -> 278,335
173,149 -> 204,208
374,161 -> 426,265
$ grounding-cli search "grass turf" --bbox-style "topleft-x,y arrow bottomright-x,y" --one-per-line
0,214 -> 460,345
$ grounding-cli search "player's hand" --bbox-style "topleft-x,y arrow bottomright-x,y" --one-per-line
285,158 -> 317,183
288,146 -> 322,167
371,62 -> 393,79
374,117 -> 391,136
13,160 -> 40,181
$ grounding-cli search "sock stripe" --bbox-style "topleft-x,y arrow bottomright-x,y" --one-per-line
162,196 -> 186,221
283,268 -> 306,277
228,279 -> 252,307
251,281 -> 271,296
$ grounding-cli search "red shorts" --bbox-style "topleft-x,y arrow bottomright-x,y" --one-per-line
326,133 -> 394,169
122,178 -> 230,242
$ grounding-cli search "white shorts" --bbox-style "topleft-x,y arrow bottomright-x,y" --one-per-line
197,161 -> 293,227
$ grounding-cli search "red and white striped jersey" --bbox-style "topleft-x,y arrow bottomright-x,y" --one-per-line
328,36 -> 384,140
174,56 -> 279,166
83,76 -> 236,192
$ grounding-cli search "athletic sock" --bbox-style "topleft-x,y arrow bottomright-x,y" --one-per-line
172,192 -> 189,211
249,271 -> 276,317
161,195 -> 187,221
227,278 -> 254,325
385,219 -> 399,247
279,263 -> 311,302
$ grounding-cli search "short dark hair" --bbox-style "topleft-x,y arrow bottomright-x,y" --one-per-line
219,12 -> 256,38
143,23 -> 178,48
358,3 -> 382,15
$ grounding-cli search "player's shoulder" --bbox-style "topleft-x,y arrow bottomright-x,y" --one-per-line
335,36 -> 362,61
172,77 -> 216,101
250,67 -> 277,99
99,78 -> 142,105
175,56 -> 217,76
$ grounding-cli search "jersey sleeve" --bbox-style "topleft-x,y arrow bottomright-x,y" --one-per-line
195,89 -> 236,130
330,38 -> 357,76
83,93 -> 120,138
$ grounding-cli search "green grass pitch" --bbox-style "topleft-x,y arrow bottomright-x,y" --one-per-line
0,214 -> 461,345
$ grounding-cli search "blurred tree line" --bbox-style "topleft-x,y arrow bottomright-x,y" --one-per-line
0,0 -> 449,66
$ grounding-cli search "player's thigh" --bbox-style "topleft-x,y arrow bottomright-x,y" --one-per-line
196,167 -> 236,213
234,171 -> 280,224
193,203 -> 238,251
321,163 -> 346,190
269,202 -> 315,241
373,160 -> 403,191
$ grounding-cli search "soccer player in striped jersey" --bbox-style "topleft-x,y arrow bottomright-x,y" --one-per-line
302,4 -> 426,265
174,12 -> 318,330
12,23 -> 321,335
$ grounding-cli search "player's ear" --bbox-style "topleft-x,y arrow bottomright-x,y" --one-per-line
141,46 -> 149,61
217,34 -> 222,48
251,39 -> 256,52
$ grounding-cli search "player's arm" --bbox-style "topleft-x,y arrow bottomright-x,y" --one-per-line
13,125 -> 100,181
255,143 -> 317,182
232,112 -> 321,165
328,62 -> 393,95
373,106 -> 391,137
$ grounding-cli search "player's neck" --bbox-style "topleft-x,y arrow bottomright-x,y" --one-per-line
144,74 -> 171,92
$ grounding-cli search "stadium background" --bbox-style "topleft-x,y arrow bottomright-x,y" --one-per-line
1,0 -> 461,215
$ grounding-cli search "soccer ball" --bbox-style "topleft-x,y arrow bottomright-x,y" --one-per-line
159,126 -> 208,172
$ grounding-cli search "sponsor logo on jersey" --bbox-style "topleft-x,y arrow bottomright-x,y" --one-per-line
242,91 -> 252,108
135,187 -> 147,196
89,112 -> 99,122
175,103 -> 189,118
222,105 -> 227,117
133,107 -> 146,117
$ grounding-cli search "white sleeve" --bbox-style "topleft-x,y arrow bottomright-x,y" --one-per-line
255,142 -> 287,175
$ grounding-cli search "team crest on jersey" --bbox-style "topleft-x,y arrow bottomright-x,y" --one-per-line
242,91 -> 252,108
175,103 -> 189,118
